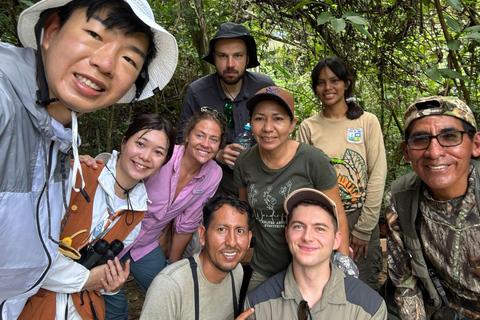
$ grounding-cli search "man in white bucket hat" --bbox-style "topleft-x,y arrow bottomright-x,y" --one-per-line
0,0 -> 177,318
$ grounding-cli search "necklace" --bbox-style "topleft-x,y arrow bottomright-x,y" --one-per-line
105,165 -> 136,195
221,80 -> 236,101
105,165 -> 136,226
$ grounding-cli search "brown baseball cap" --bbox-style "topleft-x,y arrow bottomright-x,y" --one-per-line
403,96 -> 477,131
284,188 -> 338,225
246,86 -> 295,118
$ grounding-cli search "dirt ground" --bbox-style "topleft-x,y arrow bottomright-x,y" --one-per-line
125,276 -> 145,320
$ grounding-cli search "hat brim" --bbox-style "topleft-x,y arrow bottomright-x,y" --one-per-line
17,0 -> 178,103
246,92 -> 294,118
284,188 -> 338,223
202,35 -> 260,69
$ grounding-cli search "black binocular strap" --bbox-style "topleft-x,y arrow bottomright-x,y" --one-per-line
188,257 -> 200,320
188,256 -> 238,319
78,291 -> 100,320
232,271 -> 239,318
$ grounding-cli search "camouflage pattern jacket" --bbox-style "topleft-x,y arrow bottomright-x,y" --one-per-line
386,161 -> 480,320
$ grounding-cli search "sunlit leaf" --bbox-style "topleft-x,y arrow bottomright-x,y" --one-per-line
331,18 -> 346,32
343,12 -> 369,25
273,63 -> 290,77
447,39 -> 461,51
291,0 -> 312,11
426,68 -> 441,81
317,11 -> 334,25
466,32 -> 480,41
438,68 -> 470,82
445,16 -> 461,32
446,0 -> 463,11
465,26 -> 480,32
352,24 -> 372,38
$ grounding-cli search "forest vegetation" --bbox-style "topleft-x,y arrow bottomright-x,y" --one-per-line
2,0 -> 479,190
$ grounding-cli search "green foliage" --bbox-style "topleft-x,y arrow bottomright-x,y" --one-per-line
317,11 -> 334,25
0,0 -> 32,44
446,0 -> 463,11
1,0 -> 479,188
445,15 -> 461,33
316,9 -> 371,37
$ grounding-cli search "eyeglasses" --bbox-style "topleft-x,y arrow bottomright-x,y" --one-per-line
407,130 -> 469,150
297,300 -> 311,320
224,102 -> 234,128
200,106 -> 228,123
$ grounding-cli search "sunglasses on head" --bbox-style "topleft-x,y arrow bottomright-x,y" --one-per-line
200,106 -> 228,124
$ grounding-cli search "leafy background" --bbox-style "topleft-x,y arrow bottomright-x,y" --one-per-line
2,0 -> 479,191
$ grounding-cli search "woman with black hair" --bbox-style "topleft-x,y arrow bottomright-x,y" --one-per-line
18,114 -> 175,320
297,57 -> 387,291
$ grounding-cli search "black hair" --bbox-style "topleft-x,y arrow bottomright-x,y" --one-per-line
405,119 -> 476,143
56,0 -> 157,68
311,57 -> 364,120
183,108 -> 227,149
248,101 -> 295,122
203,194 -> 251,230
122,114 -> 176,164
287,199 -> 338,233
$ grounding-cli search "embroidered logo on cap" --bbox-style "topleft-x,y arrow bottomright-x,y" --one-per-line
265,87 -> 280,95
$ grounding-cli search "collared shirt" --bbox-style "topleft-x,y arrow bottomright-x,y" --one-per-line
245,263 -> 386,319
177,71 -> 275,143
125,145 -> 222,261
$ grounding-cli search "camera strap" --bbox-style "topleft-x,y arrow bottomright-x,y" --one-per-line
188,256 -> 238,320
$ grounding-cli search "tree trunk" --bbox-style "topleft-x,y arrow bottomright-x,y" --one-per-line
433,0 -> 471,104
180,0 -> 211,76
106,105 -> 115,152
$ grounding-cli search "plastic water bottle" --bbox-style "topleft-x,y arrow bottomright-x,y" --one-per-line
228,123 -> 253,170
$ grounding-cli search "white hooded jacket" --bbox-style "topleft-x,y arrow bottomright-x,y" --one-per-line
0,42 -> 73,320
41,151 -> 145,320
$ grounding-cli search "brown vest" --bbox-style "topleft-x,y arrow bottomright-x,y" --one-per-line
19,163 -> 145,320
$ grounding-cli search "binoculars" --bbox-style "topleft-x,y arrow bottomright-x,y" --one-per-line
77,239 -> 124,270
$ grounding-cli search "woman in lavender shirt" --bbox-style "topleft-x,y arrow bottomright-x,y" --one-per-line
105,107 -> 226,319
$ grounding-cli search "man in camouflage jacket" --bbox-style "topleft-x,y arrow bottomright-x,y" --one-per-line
385,96 -> 480,319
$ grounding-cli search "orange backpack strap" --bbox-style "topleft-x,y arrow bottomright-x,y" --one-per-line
102,209 -> 146,244
61,163 -> 105,246
71,291 -> 106,320
18,164 -> 105,320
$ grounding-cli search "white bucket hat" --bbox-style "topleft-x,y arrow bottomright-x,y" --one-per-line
17,0 -> 178,103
